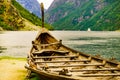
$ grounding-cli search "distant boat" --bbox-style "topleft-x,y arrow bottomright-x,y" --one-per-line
87,28 -> 91,31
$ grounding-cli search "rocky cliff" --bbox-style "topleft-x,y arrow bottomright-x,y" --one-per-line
45,0 -> 120,31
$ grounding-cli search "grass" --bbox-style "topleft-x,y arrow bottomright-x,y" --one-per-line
29,73 -> 41,80
0,56 -> 26,60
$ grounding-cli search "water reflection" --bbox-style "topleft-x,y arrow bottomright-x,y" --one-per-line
0,46 -> 7,53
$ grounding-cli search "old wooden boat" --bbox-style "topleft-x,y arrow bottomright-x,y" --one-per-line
25,3 -> 120,80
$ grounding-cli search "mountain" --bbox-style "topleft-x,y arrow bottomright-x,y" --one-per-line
16,0 -> 41,17
0,0 -> 53,31
45,0 -> 120,31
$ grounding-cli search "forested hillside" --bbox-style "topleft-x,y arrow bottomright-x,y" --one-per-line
16,0 -> 41,18
46,0 -> 120,31
0,0 -> 53,31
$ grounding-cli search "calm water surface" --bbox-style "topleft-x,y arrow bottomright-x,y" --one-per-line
0,31 -> 120,61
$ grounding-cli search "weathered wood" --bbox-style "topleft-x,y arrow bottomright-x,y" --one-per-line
41,41 -> 61,47
33,55 -> 78,59
53,68 -> 120,72
25,65 -> 78,80
72,68 -> 120,71
26,70 -> 32,78
41,3 -> 44,27
33,50 -> 69,55
35,59 -> 90,63
77,74 -> 120,77
40,64 -> 104,68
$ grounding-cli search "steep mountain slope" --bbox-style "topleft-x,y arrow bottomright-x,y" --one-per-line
46,0 -> 120,31
16,0 -> 41,17
0,0 -> 53,30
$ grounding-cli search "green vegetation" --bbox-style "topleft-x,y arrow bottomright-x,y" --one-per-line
0,21 -> 14,30
0,0 -> 53,30
11,0 -> 53,30
0,5 -> 5,14
0,4 -> 13,30
29,73 -> 41,80
0,56 -> 26,60
46,0 -> 120,31
11,0 -> 40,26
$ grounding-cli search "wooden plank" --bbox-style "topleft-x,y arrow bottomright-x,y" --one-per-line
53,68 -> 120,72
33,50 -> 69,55
35,59 -> 90,63
40,42 -> 60,46
25,65 -> 78,80
71,68 -> 120,72
77,74 -> 120,77
40,64 -> 104,68
33,55 -> 78,59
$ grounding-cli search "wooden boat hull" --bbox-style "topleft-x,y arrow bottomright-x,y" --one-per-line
25,65 -> 77,80
25,28 -> 120,80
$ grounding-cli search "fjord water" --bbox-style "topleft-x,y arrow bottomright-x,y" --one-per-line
0,31 -> 120,61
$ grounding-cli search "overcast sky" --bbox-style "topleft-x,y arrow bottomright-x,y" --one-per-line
37,0 -> 54,9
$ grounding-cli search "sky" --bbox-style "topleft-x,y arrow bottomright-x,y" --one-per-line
37,0 -> 54,9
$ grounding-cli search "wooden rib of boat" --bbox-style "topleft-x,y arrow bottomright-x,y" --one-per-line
25,3 -> 120,80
